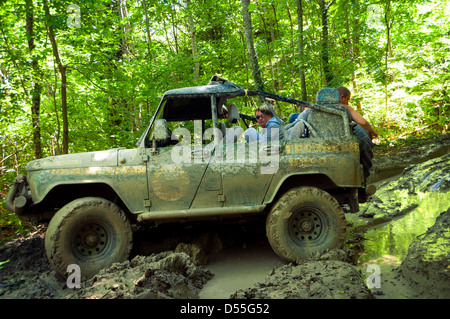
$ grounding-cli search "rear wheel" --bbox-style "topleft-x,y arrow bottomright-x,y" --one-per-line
45,197 -> 133,280
266,187 -> 346,263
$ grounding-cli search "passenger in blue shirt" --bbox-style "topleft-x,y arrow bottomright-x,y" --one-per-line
246,104 -> 285,142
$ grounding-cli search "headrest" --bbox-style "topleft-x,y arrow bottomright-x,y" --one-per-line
316,88 -> 340,104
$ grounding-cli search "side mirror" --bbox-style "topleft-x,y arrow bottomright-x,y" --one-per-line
152,119 -> 170,142
148,119 -> 171,154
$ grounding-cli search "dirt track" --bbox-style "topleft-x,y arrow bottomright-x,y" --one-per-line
0,134 -> 449,299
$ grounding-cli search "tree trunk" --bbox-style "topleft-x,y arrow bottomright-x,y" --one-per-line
319,0 -> 333,86
171,5 -> 179,54
118,0 -> 135,57
51,64 -> 62,155
25,0 -> 42,159
352,0 -> 363,114
296,0 -> 307,101
227,0 -> 249,87
285,3 -> 297,96
44,0 -> 68,154
384,0 -> 393,126
346,0 -> 362,114
142,0 -> 154,61
187,0 -> 199,82
241,0 -> 264,94
269,4 -> 281,91
256,5 -> 276,93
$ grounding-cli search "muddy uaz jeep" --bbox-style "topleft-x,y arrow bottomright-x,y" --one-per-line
6,76 -> 374,279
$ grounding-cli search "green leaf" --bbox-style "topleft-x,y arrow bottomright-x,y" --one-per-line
0,259 -> 10,270
247,3 -> 257,12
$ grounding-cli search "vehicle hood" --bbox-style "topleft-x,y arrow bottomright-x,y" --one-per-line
26,149 -> 120,171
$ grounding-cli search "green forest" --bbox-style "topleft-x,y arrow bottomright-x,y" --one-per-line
1,0 -> 449,238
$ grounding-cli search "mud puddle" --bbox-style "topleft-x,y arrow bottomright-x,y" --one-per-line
351,191 -> 449,299
199,240 -> 284,299
355,192 -> 448,263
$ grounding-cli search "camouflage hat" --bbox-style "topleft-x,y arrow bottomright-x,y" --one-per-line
316,88 -> 340,104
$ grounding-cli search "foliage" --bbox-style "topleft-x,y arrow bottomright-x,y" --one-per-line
1,0 -> 449,239
0,259 -> 10,269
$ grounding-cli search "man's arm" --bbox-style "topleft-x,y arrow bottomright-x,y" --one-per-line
345,105 -> 378,139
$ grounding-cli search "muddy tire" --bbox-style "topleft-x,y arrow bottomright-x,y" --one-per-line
45,197 -> 133,280
266,187 -> 346,263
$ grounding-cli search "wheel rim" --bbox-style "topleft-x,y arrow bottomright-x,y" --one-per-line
289,208 -> 324,244
74,222 -> 109,258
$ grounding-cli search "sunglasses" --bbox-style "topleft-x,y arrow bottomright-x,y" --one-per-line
256,115 -> 264,120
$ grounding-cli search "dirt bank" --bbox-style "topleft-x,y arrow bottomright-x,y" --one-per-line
0,134 -> 449,300
369,133 -> 450,183
397,209 -> 450,298
230,249 -> 373,299
0,227 -> 221,299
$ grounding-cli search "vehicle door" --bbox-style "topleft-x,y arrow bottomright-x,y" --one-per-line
218,138 -> 278,207
145,119 -> 215,212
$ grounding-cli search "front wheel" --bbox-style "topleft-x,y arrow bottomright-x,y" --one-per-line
266,187 -> 346,263
45,197 -> 133,280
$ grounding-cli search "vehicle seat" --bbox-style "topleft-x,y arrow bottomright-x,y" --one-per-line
307,88 -> 351,138
287,121 -> 306,140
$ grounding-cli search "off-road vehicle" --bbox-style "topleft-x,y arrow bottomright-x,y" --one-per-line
6,76 -> 374,279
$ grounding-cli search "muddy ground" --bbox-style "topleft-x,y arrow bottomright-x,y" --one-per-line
0,134 -> 449,300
